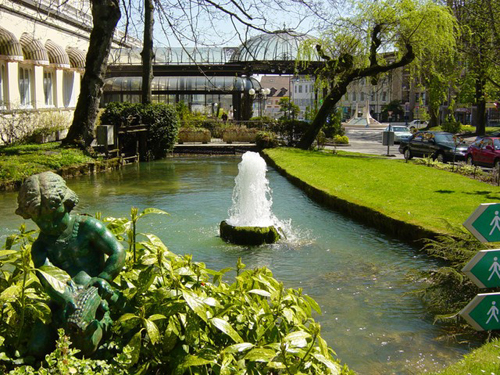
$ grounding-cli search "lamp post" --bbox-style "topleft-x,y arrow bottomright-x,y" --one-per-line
260,88 -> 271,118
249,88 -> 256,119
387,110 -> 393,156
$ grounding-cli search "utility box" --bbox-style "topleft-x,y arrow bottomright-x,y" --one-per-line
96,125 -> 114,146
382,130 -> 395,146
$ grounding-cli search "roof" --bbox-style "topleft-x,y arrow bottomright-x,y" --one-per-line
230,30 -> 316,62
0,26 -> 23,61
45,39 -> 71,69
20,33 -> 49,65
66,46 -> 86,69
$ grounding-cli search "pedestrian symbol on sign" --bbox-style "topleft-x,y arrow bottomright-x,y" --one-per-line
488,257 -> 500,281
490,211 -> 500,236
487,301 -> 499,324
464,203 -> 500,243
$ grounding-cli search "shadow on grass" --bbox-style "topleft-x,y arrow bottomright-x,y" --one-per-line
435,190 -> 455,194
464,190 -> 500,200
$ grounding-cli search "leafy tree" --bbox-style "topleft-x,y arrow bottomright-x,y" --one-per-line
278,97 -> 300,120
380,100 -> 403,122
446,0 -> 500,134
297,0 -> 458,149
61,0 -> 320,148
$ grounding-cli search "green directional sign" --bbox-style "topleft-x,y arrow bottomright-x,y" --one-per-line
461,293 -> 500,331
463,203 -> 500,243
463,249 -> 500,288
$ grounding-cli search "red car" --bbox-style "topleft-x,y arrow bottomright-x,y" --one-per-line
465,137 -> 500,168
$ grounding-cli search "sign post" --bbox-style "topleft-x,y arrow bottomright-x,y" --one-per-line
461,293 -> 500,331
462,249 -> 500,288
463,203 -> 500,243
461,203 -> 500,330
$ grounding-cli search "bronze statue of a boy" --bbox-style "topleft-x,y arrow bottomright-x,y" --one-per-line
16,171 -> 126,356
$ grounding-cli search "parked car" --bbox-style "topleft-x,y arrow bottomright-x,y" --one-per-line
384,125 -> 412,143
465,137 -> 500,168
399,131 -> 468,162
408,120 -> 428,131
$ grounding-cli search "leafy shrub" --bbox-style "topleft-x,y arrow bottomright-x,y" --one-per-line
441,120 -> 461,134
201,119 -> 223,138
333,135 -> 349,144
101,102 -> 180,160
222,126 -> 258,143
178,127 -> 211,143
256,131 -> 279,149
248,116 -> 278,129
0,110 -> 72,146
322,110 -> 345,138
272,120 -> 310,146
1,209 -> 352,375
141,103 -> 180,159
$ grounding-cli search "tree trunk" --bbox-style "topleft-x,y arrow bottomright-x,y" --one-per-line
475,75 -> 487,136
141,0 -> 154,105
297,84 -> 348,149
63,0 -> 121,148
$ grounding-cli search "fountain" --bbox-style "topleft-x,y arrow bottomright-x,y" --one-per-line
220,151 -> 281,245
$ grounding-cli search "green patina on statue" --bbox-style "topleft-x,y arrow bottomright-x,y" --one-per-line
16,171 -> 126,357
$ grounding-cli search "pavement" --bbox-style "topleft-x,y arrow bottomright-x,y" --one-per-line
328,124 -> 477,159
326,126 -> 405,159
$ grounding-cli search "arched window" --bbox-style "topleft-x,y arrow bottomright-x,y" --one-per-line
44,70 -> 54,106
63,71 -> 74,107
0,65 -> 5,108
19,66 -> 32,107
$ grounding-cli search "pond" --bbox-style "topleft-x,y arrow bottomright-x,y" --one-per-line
0,156 -> 477,374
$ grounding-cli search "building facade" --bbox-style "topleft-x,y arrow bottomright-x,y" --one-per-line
0,0 -> 138,116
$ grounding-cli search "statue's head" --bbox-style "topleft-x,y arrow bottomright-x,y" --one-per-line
16,172 -> 79,222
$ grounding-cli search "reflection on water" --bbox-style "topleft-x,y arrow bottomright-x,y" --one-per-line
0,156 -> 477,374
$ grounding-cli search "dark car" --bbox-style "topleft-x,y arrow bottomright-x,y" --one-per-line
399,131 -> 468,162
465,137 -> 500,168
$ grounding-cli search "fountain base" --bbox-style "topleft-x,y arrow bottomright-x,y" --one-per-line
220,220 -> 280,245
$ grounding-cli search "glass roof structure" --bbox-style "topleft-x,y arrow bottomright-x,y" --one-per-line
110,47 -> 239,65
230,30 -> 315,62
104,76 -> 261,92
108,31 -> 317,66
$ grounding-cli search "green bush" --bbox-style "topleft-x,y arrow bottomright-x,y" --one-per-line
101,102 -> 180,160
323,110 -> 345,138
248,116 -> 278,129
1,209 -> 352,375
441,120 -> 462,134
201,119 -> 223,138
256,131 -> 279,149
333,135 -> 349,144
141,103 -> 180,159
272,120 -> 310,146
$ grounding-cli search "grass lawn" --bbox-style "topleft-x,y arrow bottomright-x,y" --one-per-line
264,148 -> 500,375
0,142 -> 96,186
429,338 -> 500,375
264,148 -> 500,236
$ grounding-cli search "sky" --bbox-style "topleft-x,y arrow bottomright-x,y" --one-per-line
117,0 -> 346,49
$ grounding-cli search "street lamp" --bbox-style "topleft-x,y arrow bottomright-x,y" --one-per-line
260,88 -> 271,117
386,110 -> 394,156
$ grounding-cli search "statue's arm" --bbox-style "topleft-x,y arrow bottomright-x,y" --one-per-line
84,217 -> 126,281
32,241 -> 75,308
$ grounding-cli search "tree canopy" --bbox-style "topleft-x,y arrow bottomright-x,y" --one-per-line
297,0 -> 458,149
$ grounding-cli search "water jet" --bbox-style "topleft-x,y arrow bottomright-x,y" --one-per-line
220,151 -> 281,245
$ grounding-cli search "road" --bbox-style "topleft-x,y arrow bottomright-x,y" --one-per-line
326,125 -> 405,159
